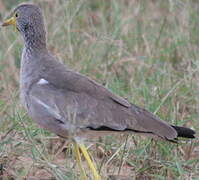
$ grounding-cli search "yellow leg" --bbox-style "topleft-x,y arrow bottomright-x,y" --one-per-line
73,142 -> 87,180
79,144 -> 101,180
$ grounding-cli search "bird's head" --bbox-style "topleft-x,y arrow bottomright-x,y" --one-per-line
2,3 -> 46,48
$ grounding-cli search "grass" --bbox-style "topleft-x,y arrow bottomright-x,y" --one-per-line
0,0 -> 199,179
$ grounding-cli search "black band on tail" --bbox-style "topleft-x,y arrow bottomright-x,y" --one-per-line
172,125 -> 195,138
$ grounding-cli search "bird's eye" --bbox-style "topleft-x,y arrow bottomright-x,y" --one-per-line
15,13 -> 18,18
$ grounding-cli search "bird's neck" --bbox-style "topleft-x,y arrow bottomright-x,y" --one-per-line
22,29 -> 47,52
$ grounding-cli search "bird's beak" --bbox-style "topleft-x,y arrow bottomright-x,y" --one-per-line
2,17 -> 17,31
2,16 -> 16,26
1,16 -> 17,31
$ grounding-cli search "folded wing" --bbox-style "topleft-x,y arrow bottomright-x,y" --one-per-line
26,57 -> 181,140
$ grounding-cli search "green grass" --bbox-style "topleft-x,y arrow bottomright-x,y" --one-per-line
0,0 -> 198,179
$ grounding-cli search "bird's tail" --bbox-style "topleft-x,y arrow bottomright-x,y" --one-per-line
172,125 -> 195,138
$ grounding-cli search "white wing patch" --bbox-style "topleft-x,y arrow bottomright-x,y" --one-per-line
37,78 -> 49,85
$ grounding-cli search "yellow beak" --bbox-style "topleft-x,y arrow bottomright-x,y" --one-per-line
2,16 -> 16,27
2,16 -> 17,32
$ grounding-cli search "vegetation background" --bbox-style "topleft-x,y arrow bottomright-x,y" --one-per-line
0,0 -> 198,179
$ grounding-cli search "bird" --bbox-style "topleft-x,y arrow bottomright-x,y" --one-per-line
2,3 -> 195,180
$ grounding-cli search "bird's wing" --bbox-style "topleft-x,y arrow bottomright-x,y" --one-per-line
27,57 -> 177,140
28,76 -> 132,136
28,74 -> 177,140
42,58 -> 131,108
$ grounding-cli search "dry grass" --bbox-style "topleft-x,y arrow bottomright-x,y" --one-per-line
0,0 -> 199,179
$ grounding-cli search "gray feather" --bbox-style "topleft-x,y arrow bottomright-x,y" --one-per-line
6,3 -> 192,141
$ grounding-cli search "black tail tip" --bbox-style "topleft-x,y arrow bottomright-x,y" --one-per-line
172,125 -> 195,139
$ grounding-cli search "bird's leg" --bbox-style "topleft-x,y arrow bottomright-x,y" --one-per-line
73,142 -> 87,180
79,143 -> 101,180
